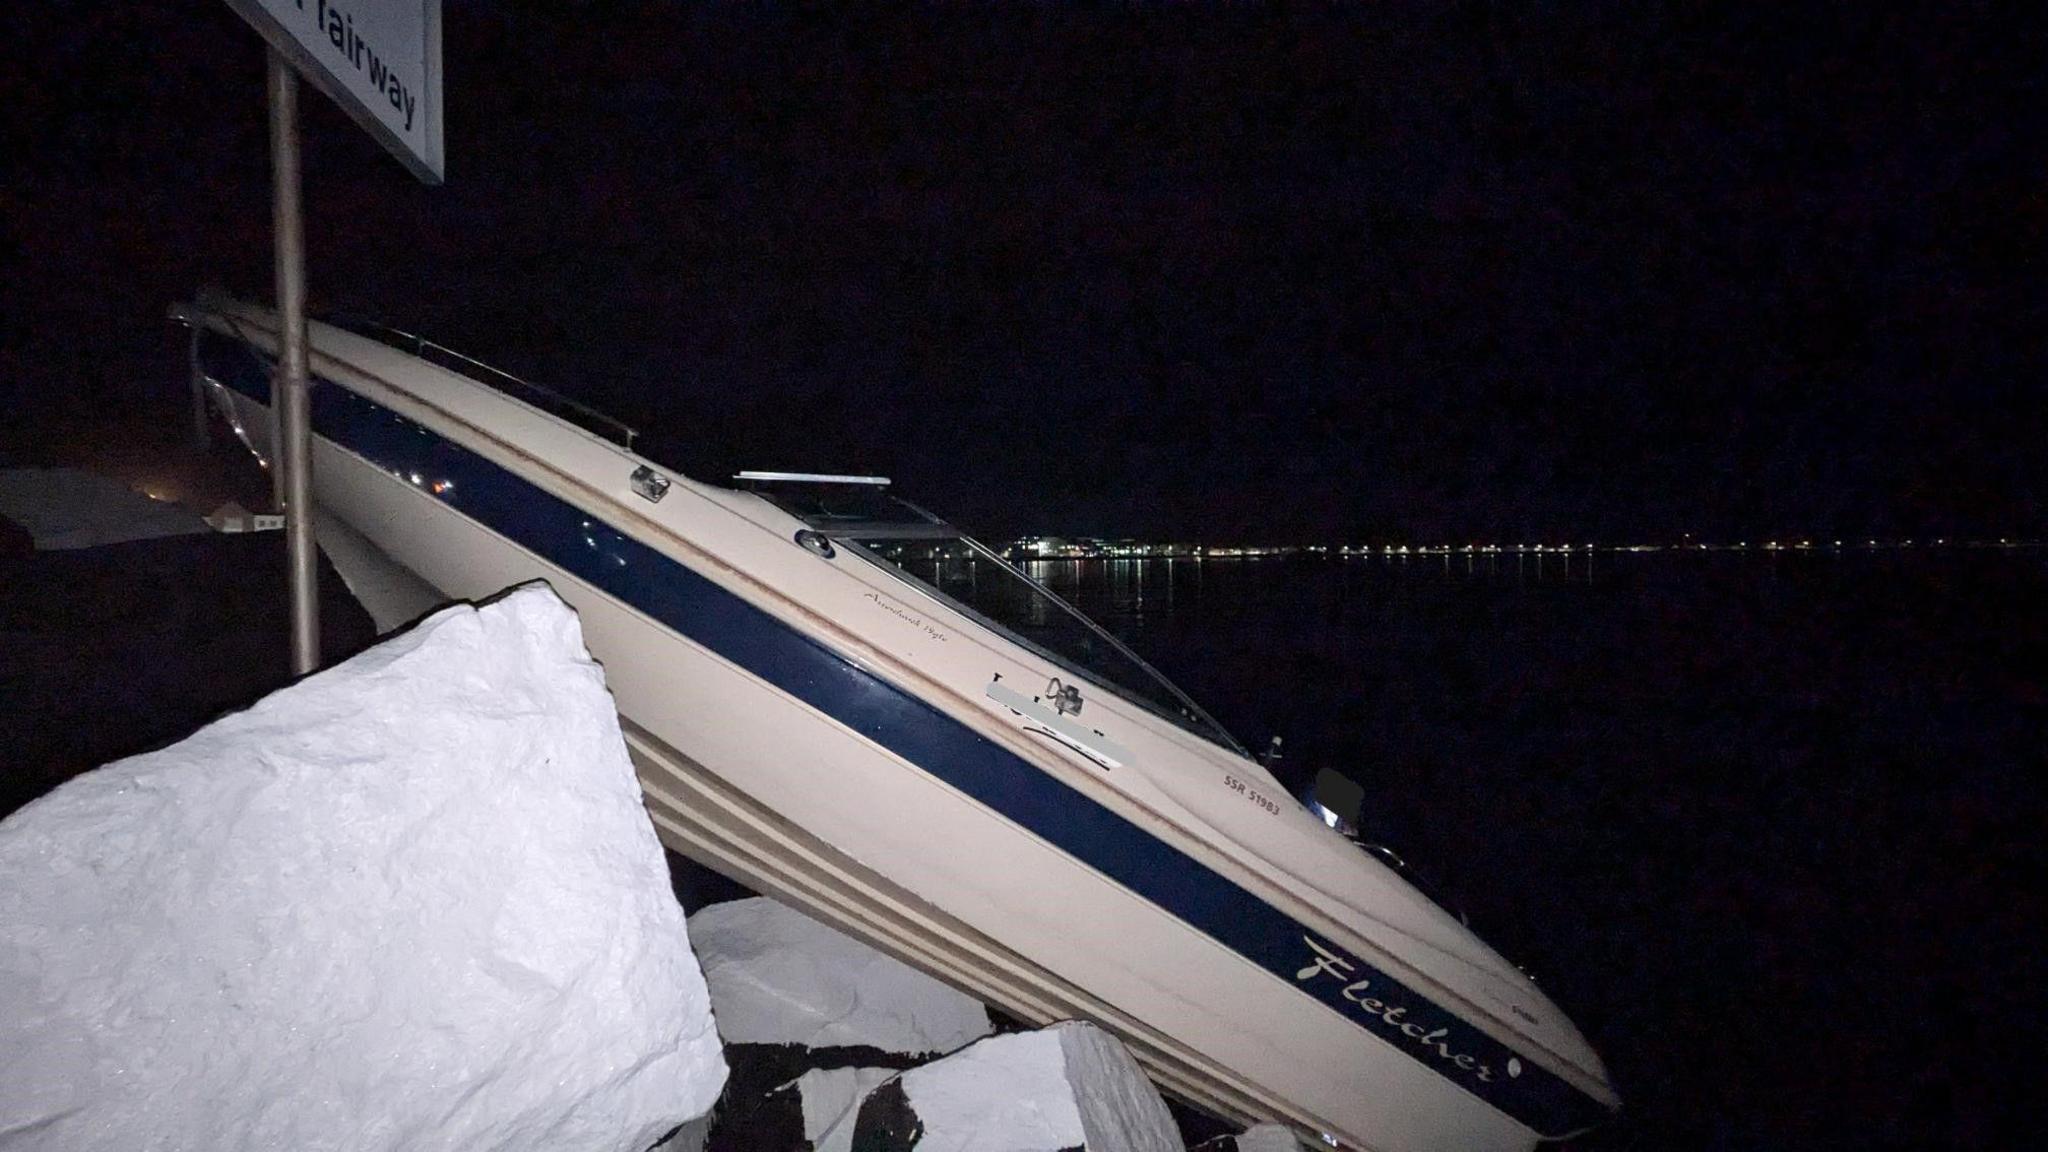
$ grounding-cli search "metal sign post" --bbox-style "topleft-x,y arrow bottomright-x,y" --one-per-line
268,49 -> 319,675
224,1 -> 443,675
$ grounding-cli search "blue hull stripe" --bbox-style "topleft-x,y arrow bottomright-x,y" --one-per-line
201,331 -> 1612,1137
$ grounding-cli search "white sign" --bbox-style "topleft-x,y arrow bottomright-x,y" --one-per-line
225,0 -> 444,183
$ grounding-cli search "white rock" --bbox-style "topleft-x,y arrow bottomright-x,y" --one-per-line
0,583 -> 727,1152
798,1066 -> 902,1152
861,1021 -> 1182,1152
1233,1124 -> 1311,1152
689,897 -> 991,1055
1190,1124 -> 1312,1152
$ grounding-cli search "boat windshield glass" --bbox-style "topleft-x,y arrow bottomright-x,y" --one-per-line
856,535 -> 1244,752
744,482 -> 1240,752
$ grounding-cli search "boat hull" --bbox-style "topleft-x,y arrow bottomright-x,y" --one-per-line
188,306 -> 1618,1152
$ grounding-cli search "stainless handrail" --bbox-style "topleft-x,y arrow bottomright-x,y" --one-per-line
337,316 -> 640,451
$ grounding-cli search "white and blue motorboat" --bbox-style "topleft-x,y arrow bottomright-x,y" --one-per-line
172,296 -> 1619,1152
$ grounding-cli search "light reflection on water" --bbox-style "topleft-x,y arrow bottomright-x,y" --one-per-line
898,552 -> 1719,655
1009,551 -> 1609,631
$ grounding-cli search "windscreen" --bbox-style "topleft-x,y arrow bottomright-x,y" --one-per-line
854,536 -> 1243,752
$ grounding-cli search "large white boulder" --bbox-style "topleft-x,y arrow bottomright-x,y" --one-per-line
851,1022 -> 1182,1152
688,897 -> 991,1056
0,583 -> 727,1151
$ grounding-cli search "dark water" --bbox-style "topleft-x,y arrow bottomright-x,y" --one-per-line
1017,551 -> 2045,1150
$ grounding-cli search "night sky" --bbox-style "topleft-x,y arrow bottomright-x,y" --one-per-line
6,4 -> 2045,543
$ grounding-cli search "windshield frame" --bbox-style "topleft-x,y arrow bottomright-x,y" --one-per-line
837,525 -> 1248,756
737,478 -> 1245,754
